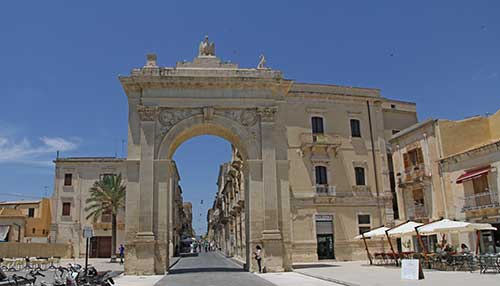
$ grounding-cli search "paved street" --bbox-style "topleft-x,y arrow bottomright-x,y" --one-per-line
155,252 -> 276,286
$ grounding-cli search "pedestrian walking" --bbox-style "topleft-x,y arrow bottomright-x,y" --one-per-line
119,244 -> 125,264
253,245 -> 262,273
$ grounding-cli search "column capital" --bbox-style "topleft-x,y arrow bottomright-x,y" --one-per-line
137,105 -> 159,121
257,106 -> 278,123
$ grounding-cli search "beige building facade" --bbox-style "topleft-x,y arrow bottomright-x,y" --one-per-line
207,146 -> 246,262
390,109 -> 500,253
50,157 -> 188,259
119,37 -> 417,274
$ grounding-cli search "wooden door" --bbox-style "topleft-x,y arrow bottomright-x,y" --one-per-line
90,236 -> 112,258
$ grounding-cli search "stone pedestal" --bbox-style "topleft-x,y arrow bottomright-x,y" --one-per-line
125,235 -> 167,275
262,230 -> 284,272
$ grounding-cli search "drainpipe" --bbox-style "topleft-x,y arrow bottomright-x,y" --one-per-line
367,101 -> 382,223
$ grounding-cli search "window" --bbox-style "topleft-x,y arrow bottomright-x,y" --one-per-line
64,173 -> 72,186
413,188 -> 424,205
315,166 -> 328,185
311,116 -> 324,134
101,208 -> 112,223
391,104 -> 396,109
32,228 -> 35,234
100,173 -> 115,181
62,202 -> 71,216
472,175 -> 489,194
355,167 -> 365,186
358,214 -> 371,235
403,148 -> 424,169
350,119 -> 361,137
28,208 -> 35,217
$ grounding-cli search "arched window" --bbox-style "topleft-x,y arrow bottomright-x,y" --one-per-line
311,117 -> 324,134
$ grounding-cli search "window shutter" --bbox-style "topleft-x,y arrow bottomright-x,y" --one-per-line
403,153 -> 410,169
416,148 -> 424,164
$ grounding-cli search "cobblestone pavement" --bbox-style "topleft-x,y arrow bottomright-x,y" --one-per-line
155,252 -> 276,286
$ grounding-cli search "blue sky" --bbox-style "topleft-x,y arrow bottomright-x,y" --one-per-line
0,1 -> 499,234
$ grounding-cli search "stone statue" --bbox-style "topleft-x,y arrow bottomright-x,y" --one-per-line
198,35 -> 215,56
257,54 -> 266,69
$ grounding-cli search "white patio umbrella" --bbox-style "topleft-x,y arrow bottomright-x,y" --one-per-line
354,226 -> 390,240
387,221 -> 423,238
418,219 -> 497,235
354,226 -> 390,265
416,219 -> 497,254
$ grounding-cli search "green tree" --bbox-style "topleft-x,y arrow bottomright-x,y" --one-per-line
85,174 -> 126,262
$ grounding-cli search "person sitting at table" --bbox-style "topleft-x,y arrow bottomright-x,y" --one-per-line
460,243 -> 470,254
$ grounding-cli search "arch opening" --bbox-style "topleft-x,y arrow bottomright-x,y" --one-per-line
158,115 -> 253,272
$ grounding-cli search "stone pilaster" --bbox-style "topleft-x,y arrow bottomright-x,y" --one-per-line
125,105 -> 162,275
257,106 -> 285,272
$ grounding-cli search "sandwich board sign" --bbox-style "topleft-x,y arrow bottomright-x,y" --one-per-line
401,259 -> 424,280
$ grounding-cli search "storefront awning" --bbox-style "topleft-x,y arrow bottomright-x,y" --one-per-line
455,166 -> 490,184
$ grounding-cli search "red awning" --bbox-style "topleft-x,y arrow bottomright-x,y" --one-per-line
456,166 -> 490,184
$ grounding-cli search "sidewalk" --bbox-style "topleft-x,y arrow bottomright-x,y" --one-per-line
259,272 -> 341,286
293,261 -> 500,286
60,257 -> 183,286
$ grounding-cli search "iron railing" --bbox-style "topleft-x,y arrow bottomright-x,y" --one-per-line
406,204 -> 428,220
463,191 -> 500,211
315,185 -> 337,196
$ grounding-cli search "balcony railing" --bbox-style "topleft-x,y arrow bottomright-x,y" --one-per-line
462,191 -> 500,211
300,133 -> 342,146
315,185 -> 336,196
406,204 -> 428,221
400,164 -> 429,184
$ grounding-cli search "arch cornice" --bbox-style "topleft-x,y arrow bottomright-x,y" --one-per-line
156,110 -> 261,161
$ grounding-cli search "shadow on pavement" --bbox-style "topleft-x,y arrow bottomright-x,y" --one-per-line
293,264 -> 338,269
168,267 -> 244,275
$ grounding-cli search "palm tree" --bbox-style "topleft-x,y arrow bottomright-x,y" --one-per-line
85,174 -> 126,262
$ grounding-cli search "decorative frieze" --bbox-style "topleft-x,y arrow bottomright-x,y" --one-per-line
156,107 -> 260,140
214,109 -> 258,127
158,108 -> 203,135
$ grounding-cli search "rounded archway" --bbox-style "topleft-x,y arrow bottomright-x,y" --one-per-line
156,113 -> 258,272
157,114 -> 260,162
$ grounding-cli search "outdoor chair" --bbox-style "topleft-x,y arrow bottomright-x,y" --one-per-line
479,255 -> 500,274
453,255 -> 476,272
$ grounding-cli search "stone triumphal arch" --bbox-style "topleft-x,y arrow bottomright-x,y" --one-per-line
120,39 -> 293,274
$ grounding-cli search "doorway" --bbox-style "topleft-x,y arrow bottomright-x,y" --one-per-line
90,236 -> 111,258
316,215 -> 335,259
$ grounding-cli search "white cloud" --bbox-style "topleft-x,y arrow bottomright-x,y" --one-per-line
472,69 -> 498,81
0,136 -> 79,165
40,136 -> 77,152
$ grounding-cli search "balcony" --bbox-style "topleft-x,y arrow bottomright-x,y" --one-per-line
399,164 -> 429,186
300,133 -> 342,154
406,204 -> 428,221
462,191 -> 500,212
315,185 -> 336,196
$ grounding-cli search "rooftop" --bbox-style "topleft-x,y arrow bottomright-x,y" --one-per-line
389,118 -> 435,142
0,199 -> 41,205
54,157 -> 126,163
